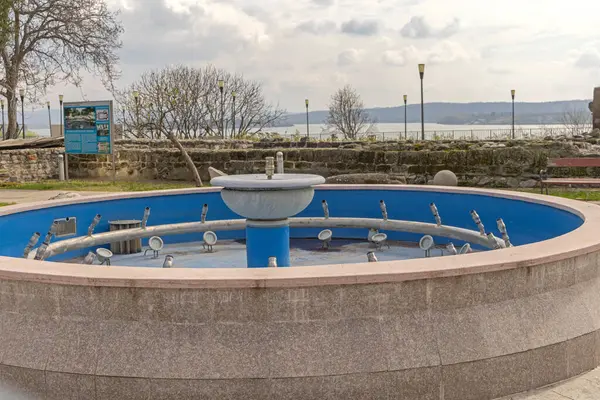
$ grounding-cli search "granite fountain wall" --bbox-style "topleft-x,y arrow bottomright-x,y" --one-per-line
0,186 -> 598,399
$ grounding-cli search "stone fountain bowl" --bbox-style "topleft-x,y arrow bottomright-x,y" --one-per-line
211,174 -> 325,220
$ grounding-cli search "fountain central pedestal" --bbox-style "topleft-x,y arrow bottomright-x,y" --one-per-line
211,173 -> 324,268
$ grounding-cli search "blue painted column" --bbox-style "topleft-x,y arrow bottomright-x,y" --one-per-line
246,220 -> 290,268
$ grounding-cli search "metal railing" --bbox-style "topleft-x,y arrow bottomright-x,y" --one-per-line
300,127 -> 589,142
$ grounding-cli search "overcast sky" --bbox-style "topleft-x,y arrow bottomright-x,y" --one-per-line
48,0 -> 600,112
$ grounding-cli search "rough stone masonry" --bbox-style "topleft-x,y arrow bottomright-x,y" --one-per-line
3,137 -> 600,188
66,137 -> 600,188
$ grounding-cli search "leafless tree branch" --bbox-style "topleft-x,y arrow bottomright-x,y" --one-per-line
326,85 -> 375,139
0,0 -> 123,139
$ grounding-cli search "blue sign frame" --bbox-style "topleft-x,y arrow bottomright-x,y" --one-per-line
63,101 -> 113,155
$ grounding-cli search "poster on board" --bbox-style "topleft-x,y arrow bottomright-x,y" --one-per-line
63,101 -> 113,155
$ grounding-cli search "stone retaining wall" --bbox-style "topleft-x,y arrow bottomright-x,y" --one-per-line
0,148 -> 61,182
3,138 -> 600,186
68,139 -> 592,187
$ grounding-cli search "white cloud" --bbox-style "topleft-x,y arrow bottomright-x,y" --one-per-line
400,16 -> 460,39
338,48 -> 363,66
573,47 -> 600,69
43,0 -> 600,112
382,50 -> 407,66
383,41 -> 473,67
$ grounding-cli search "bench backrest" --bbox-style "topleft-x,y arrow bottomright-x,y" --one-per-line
547,158 -> 600,167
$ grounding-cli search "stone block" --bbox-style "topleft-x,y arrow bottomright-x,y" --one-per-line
442,352 -> 531,400
96,376 -> 151,400
567,332 -> 597,376
45,371 -> 95,400
95,321 -> 215,379
0,313 -> 58,370
267,286 -> 342,322
0,364 -> 46,399
387,366 -> 441,400
46,319 -> 101,375
381,311 -> 439,370
332,371 -> 389,399
268,376 -> 333,399
530,341 -> 568,389
378,280 -> 429,315
323,317 -> 388,375
267,321 -> 328,377
212,288 -> 268,323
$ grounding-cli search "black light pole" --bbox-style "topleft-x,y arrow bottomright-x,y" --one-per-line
19,88 -> 25,139
305,99 -> 309,138
403,94 -> 408,140
231,91 -> 237,139
59,94 -> 68,180
218,79 -> 224,138
1,100 -> 5,140
133,91 -> 140,137
59,94 -> 64,136
46,101 -> 52,135
511,89 -> 515,139
418,64 -> 425,141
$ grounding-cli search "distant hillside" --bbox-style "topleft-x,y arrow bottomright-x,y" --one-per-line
20,99 -> 592,129
279,100 -> 592,126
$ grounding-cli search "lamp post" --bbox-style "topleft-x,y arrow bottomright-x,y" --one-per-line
218,79 -> 224,138
1,100 -> 4,140
305,99 -> 309,138
133,90 -> 140,137
403,94 -> 408,140
511,89 -> 516,139
19,88 -> 25,139
231,91 -> 236,139
46,101 -> 52,135
59,94 -> 67,180
59,94 -> 64,136
418,64 -> 425,141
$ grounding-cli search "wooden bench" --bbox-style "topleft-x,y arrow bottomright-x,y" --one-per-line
540,158 -> 600,194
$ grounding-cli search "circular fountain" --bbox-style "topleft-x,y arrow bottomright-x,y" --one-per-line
211,159 -> 324,267
0,155 -> 600,399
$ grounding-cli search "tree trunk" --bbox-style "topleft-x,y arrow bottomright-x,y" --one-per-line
6,87 -> 17,139
168,133 -> 203,187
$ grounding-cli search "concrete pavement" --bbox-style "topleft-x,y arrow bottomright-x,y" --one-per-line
0,189 -> 112,204
498,367 -> 600,399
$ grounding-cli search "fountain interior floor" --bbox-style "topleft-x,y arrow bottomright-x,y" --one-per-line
65,238 -> 465,268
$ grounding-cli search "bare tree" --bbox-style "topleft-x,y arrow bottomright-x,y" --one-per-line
115,65 -> 286,139
326,85 -> 375,139
0,0 -> 123,139
560,106 -> 592,136
147,87 -> 203,186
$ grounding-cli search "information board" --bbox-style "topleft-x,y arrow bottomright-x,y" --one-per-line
63,101 -> 113,155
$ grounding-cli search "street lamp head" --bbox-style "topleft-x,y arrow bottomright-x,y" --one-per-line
46,101 -> 50,107
232,91 -> 237,98
58,94 -> 64,102
218,79 -> 224,89
132,90 -> 139,100
403,94 -> 407,103
19,88 -> 25,98
418,63 -> 425,77
511,89 -> 516,99
305,99 -> 309,107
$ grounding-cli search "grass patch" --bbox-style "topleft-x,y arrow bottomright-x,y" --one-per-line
511,188 -> 600,201
0,202 -> 15,207
0,180 -> 195,192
